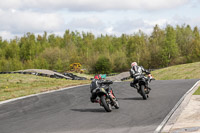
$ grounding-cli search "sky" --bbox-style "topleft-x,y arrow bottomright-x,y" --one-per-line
0,0 -> 200,40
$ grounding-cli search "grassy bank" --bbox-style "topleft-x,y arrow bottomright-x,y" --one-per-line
0,74 -> 90,101
151,62 -> 200,80
151,61 -> 200,95
193,86 -> 200,95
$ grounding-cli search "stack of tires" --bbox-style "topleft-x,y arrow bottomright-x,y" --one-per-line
63,73 -> 87,80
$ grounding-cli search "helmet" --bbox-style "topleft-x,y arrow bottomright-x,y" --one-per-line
94,74 -> 101,80
131,62 -> 137,67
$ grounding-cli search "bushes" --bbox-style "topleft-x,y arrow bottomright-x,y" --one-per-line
0,58 -> 23,71
94,56 -> 112,74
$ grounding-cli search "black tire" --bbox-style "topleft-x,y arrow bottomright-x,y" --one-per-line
114,100 -> 120,109
100,95 -> 112,112
140,85 -> 147,100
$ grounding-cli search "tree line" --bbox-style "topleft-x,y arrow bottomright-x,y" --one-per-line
0,24 -> 200,74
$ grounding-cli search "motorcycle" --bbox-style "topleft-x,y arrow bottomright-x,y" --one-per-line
131,74 -> 155,100
95,81 -> 119,112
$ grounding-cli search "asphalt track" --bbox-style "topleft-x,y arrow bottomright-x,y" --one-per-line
0,79 -> 199,133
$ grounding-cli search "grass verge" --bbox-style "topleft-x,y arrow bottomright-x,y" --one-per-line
0,74 -> 91,101
193,86 -> 200,95
151,62 -> 200,80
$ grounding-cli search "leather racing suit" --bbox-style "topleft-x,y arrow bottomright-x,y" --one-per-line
90,79 -> 113,103
129,65 -> 150,88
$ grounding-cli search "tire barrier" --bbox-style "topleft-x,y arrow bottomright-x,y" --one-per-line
0,72 -> 12,74
0,71 -> 132,81
54,74 -> 65,79
148,69 -> 156,72
121,76 -> 131,81
0,71 -> 86,80
50,75 -> 56,78
63,73 -> 87,80
106,74 -> 118,77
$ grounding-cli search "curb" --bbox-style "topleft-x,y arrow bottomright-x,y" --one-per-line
154,80 -> 200,133
0,84 -> 89,105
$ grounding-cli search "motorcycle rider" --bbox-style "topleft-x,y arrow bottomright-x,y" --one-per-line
90,74 -> 114,103
129,62 -> 150,89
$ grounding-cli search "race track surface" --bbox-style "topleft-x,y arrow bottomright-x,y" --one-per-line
0,79 -> 199,133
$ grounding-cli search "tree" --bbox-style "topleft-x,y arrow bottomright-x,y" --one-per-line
0,25 -> 199,73
19,33 -> 37,61
111,50 -> 128,72
176,25 -> 193,62
149,25 -> 165,68
94,56 -> 112,74
190,26 -> 200,61
126,31 -> 150,68
40,47 -> 68,70
4,39 -> 20,59
161,25 -> 179,66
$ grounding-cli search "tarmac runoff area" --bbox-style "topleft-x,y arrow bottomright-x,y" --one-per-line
160,80 -> 200,133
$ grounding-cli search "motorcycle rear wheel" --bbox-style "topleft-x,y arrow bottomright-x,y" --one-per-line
100,95 -> 112,112
140,85 -> 147,100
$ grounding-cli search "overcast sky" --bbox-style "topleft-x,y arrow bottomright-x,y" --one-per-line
0,0 -> 200,40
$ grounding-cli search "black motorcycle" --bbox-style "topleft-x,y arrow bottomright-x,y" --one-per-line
96,81 -> 119,112
131,74 -> 155,100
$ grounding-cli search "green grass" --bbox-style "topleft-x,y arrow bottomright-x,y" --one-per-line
0,74 -> 91,101
193,86 -> 200,95
151,62 -> 200,95
151,62 -> 200,80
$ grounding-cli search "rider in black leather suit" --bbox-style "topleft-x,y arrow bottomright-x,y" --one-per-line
129,62 -> 150,88
90,74 -> 113,103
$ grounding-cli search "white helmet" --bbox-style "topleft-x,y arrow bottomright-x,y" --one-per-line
131,62 -> 137,67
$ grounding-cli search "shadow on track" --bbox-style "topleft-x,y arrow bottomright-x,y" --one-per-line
71,108 -> 106,113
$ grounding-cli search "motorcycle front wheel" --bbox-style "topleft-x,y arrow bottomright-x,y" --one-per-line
100,95 -> 112,112
140,85 -> 147,100
114,100 -> 120,109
